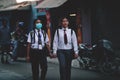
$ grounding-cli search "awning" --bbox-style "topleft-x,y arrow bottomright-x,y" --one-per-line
0,2 -> 31,12
35,0 -> 67,8
16,0 -> 39,3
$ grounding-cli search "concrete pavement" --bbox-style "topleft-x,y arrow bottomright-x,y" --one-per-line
0,69 -> 25,80
0,58 -> 120,80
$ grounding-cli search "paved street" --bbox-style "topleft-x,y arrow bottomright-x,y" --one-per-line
0,58 -> 120,80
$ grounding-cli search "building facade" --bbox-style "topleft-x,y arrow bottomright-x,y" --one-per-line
0,0 -> 120,50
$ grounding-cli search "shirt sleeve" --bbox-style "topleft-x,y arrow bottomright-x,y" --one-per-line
53,30 -> 58,54
27,33 -> 31,43
72,30 -> 79,54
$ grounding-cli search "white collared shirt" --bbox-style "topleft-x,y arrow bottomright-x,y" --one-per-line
27,29 -> 49,49
53,28 -> 78,54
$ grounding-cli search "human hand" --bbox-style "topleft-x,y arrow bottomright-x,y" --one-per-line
48,53 -> 53,58
73,53 -> 79,59
52,54 -> 57,58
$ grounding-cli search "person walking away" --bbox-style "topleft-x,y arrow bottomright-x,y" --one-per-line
52,17 -> 79,80
0,19 -> 11,64
27,19 -> 52,80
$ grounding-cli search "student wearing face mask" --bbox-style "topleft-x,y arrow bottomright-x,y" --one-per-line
27,19 -> 52,80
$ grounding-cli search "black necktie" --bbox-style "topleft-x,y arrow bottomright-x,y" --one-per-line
38,30 -> 42,44
64,29 -> 68,45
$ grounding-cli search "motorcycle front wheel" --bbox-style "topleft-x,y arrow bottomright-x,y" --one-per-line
98,57 -> 118,75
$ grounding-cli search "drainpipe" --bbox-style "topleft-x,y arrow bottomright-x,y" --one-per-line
28,2 -> 37,32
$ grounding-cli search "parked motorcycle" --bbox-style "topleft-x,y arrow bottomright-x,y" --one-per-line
78,39 -> 117,75
17,34 -> 27,58
10,29 -> 27,60
0,43 -> 13,64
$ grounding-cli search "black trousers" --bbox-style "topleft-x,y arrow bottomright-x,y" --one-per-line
30,49 -> 47,80
57,50 -> 73,80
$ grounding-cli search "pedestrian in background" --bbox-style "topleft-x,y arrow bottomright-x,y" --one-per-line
11,21 -> 26,61
0,19 -> 11,64
27,19 -> 52,80
52,17 -> 79,80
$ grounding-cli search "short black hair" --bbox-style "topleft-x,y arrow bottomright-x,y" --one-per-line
33,18 -> 41,29
58,16 -> 70,27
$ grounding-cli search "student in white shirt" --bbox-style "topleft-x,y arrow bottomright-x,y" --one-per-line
53,17 -> 79,80
27,19 -> 52,80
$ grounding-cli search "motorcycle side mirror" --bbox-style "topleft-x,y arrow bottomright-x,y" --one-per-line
79,43 -> 86,49
93,44 -> 97,48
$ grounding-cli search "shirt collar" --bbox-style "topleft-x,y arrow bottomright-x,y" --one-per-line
62,27 -> 68,31
35,29 -> 41,32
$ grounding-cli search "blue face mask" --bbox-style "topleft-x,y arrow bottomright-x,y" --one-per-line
36,23 -> 42,29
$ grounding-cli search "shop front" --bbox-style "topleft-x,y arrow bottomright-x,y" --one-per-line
36,0 -> 92,45
36,0 -> 120,50
0,1 -> 33,58
0,1 -> 32,33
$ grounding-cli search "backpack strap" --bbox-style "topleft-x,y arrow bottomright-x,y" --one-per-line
57,29 -> 59,40
71,29 -> 73,36
41,30 -> 46,42
30,30 -> 35,44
